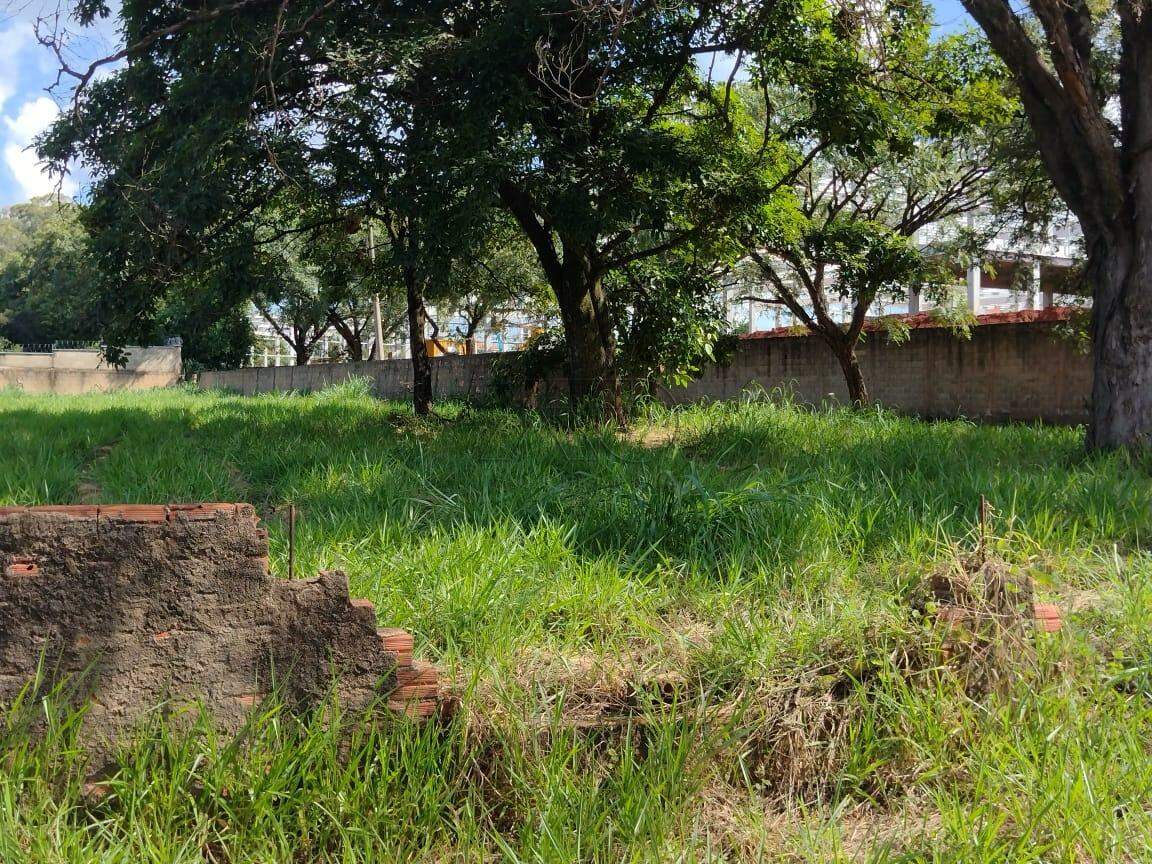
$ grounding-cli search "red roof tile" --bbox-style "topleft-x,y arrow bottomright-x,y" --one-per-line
743,306 -> 1077,340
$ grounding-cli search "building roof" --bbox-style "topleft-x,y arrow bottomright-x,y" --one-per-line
743,306 -> 1078,340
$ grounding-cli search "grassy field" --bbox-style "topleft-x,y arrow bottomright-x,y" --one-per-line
1,382 -> 1151,862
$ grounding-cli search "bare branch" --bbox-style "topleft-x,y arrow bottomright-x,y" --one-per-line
37,0 -> 283,108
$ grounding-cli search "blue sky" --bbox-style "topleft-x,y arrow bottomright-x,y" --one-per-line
933,0 -> 974,31
0,1 -> 975,207
0,0 -> 120,205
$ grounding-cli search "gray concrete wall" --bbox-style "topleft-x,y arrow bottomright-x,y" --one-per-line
198,317 -> 1091,425
0,345 -> 181,394
200,353 -> 501,401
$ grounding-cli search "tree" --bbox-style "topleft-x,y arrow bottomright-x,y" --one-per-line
0,195 -> 255,367
37,1 -> 472,414
738,14 -> 1047,406
37,1 -> 902,420
376,214 -> 437,415
612,253 -> 735,392
0,196 -> 69,260
405,1 -> 886,419
246,209 -> 414,368
745,220 -> 927,406
304,219 -> 406,362
251,248 -> 333,368
0,197 -> 100,346
156,291 -> 254,372
959,0 -> 1152,450
0,196 -> 258,367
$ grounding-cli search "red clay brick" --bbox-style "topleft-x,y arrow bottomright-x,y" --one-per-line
386,698 -> 438,719
378,628 -> 414,651
378,628 -> 414,665
5,556 -> 38,578
102,505 -> 168,523
1033,603 -> 1063,632
396,660 -> 438,688
0,503 -> 264,525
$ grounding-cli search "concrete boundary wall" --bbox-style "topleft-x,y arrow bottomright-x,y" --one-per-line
0,345 -> 182,395
198,312 -> 1091,425
665,312 -> 1090,424
200,353 -> 503,402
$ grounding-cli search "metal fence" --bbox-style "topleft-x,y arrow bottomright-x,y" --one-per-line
0,340 -> 104,354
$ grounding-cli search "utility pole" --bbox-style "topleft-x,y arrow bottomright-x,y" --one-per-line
369,223 -> 384,360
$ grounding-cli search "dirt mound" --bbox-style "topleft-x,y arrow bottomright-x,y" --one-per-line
0,503 -> 436,761
919,552 -> 1062,695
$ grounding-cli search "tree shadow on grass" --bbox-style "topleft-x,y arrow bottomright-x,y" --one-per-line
0,393 -> 1145,579
676,401 -> 1152,557
1,392 -> 1150,670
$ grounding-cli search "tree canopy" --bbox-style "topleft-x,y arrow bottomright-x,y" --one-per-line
0,197 -> 98,347
738,20 -> 1051,405
39,0 -> 951,416
31,0 -> 1101,425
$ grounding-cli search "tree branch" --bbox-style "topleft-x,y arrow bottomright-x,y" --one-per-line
961,0 -> 1123,235
37,0 -> 284,107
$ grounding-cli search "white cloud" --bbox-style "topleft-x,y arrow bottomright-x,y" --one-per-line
5,96 -> 59,142
3,96 -> 75,199
0,22 -> 36,113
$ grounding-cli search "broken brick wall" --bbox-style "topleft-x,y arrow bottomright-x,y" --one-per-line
0,504 -> 429,758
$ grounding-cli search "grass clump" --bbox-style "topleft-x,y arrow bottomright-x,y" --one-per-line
0,386 -> 1150,861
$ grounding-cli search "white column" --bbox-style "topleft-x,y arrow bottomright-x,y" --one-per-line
966,262 -> 982,314
1038,260 -> 1055,309
908,228 -> 921,314
1031,259 -> 1043,310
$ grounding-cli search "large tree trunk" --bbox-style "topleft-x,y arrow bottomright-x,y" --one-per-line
293,332 -> 312,366
463,305 -> 484,355
406,269 -> 433,417
554,249 -> 622,421
1087,229 -> 1152,449
958,0 -> 1152,450
340,326 -> 364,362
463,321 -> 479,356
327,313 -> 364,362
497,182 -> 621,421
833,343 -> 869,407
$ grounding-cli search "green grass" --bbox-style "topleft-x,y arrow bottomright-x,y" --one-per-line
1,381 -> 1151,862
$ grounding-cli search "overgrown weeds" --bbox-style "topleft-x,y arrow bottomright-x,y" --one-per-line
0,387 -> 1150,861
